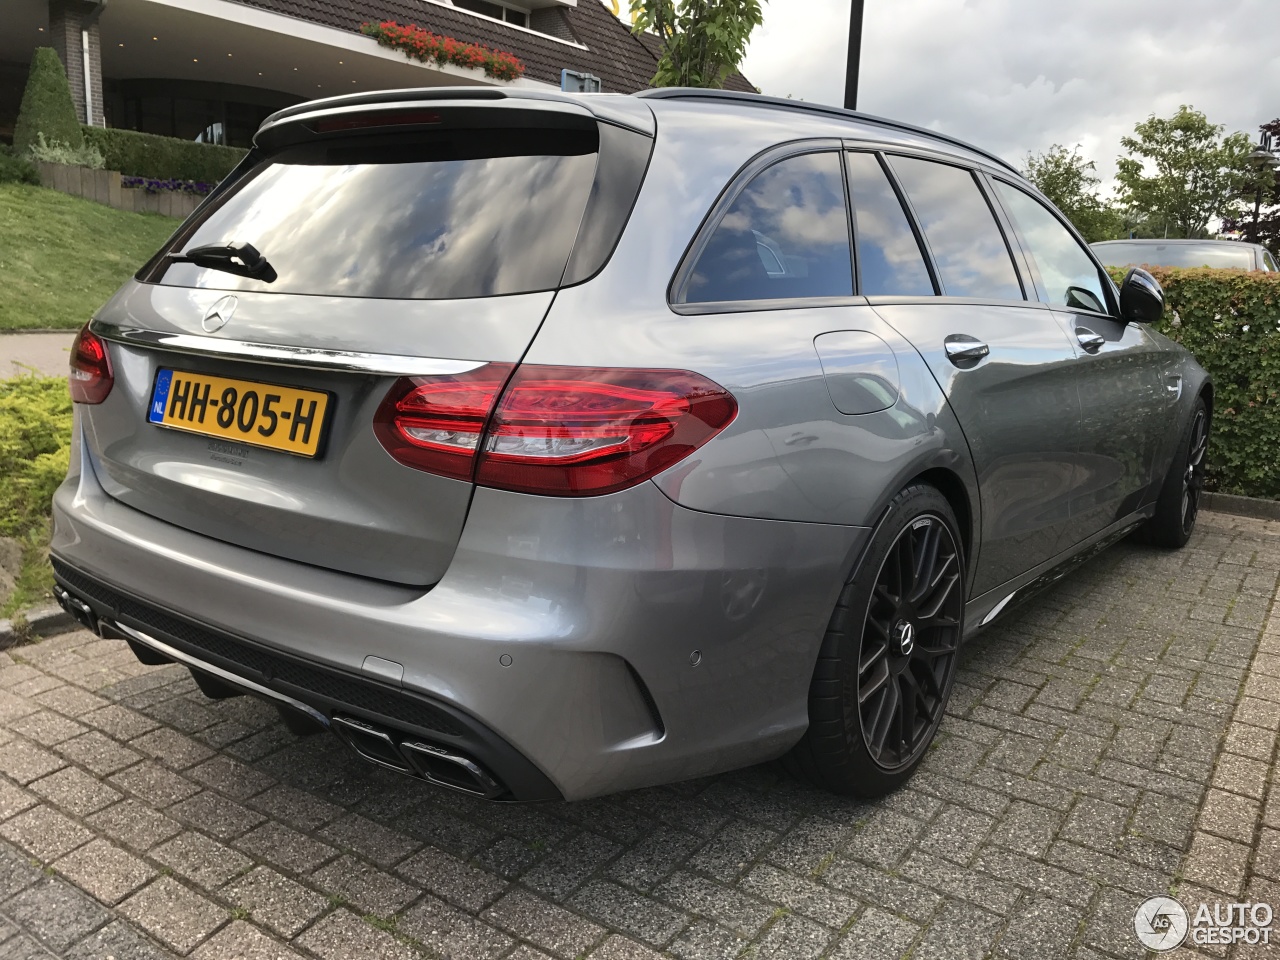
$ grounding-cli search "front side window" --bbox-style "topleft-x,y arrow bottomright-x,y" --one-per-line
683,151 -> 853,303
1262,249 -> 1277,271
995,182 -> 1110,313
845,151 -> 934,297
888,156 -> 1023,301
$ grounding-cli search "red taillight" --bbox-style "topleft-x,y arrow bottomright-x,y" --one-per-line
374,365 -> 737,496
69,324 -> 113,404
373,364 -> 515,480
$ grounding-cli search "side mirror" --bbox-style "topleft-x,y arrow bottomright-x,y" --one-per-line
1119,267 -> 1164,324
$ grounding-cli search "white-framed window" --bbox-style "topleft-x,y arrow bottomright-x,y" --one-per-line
451,0 -> 530,28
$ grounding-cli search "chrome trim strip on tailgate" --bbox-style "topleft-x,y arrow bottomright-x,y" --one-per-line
89,320 -> 487,377
102,618 -> 331,728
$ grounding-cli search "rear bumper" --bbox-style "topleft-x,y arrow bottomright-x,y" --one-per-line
52,432 -> 867,800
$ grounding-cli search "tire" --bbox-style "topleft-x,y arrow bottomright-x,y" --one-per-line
1137,397 -> 1209,549
784,483 -> 965,797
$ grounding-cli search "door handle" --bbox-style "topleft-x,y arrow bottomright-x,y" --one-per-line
1076,328 -> 1105,353
943,335 -> 990,366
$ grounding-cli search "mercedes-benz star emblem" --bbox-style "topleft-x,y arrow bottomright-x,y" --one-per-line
202,295 -> 238,333
893,620 -> 915,656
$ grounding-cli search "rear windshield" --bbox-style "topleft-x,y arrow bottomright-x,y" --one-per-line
1094,242 -> 1254,270
152,127 -> 598,299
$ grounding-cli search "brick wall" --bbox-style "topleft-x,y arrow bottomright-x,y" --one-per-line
48,0 -> 105,127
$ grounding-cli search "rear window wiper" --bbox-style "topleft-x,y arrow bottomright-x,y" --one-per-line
168,241 -> 277,283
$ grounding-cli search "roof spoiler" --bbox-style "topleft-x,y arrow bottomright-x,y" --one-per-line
257,87 -> 655,146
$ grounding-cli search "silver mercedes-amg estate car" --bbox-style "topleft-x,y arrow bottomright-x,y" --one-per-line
51,88 -> 1211,802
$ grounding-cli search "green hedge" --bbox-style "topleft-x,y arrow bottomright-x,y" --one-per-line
81,126 -> 246,183
1110,267 -> 1280,499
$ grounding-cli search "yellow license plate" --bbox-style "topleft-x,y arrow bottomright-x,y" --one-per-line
148,369 -> 330,457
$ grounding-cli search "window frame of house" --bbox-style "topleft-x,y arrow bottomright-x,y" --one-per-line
450,0 -> 532,28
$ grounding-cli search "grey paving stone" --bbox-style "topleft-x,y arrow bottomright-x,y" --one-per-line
482,888 -> 605,958
0,742 -> 64,787
310,854 -> 417,917
64,919 -> 176,960
129,727 -> 216,771
753,912 -> 831,960
0,783 -> 36,824
396,894 -> 514,960
10,712 -> 86,747
842,810 -> 925,870
682,819 -> 776,881
117,877 -> 227,954
829,906 -> 920,960
189,921 -> 302,960
53,838 -> 157,905
521,830 -> 621,901
246,784 -> 343,833
0,806 -> 91,863
55,732 -> 142,778
899,850 -> 1021,914
294,909 -> 417,960
151,831 -> 253,889
79,705 -> 161,742
994,895 -> 1081,958
652,871 -> 773,937
396,845 -> 507,912
234,822 -> 337,874
28,766 -> 122,817
317,812 -> 420,869
821,860 -> 941,923
107,762 -> 200,808
910,899 -> 1005,960
568,879 -> 686,948
605,826 -> 704,891
33,687 -> 109,719
3,877 -> 110,950
222,867 -> 328,940
666,918 -> 746,960
738,863 -> 859,929
86,800 -> 182,853
187,756 -> 275,800
168,790 -> 266,841
589,935 -> 665,959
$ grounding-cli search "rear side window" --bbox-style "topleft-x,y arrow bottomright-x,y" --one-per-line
1264,249 -> 1278,271
889,156 -> 1023,301
844,152 -> 934,297
994,182 -> 1110,313
154,127 -> 598,299
682,151 -> 852,303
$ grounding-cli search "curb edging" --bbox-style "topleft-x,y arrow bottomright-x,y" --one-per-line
1203,492 -> 1280,522
0,605 -> 78,650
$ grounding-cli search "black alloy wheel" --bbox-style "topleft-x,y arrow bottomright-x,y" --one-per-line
1181,407 -> 1208,536
785,483 -> 966,797
1139,396 -> 1210,549
858,514 -> 963,770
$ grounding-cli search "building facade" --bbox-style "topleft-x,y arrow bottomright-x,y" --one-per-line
0,0 -> 752,146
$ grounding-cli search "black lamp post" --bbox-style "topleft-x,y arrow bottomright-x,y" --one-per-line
1247,132 -> 1278,243
844,0 -> 864,111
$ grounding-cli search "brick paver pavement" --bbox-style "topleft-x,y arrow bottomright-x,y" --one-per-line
0,510 -> 1277,959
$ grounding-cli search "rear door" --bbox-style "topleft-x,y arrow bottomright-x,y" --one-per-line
858,151 -> 1084,597
85,104 -> 650,585
990,179 -> 1169,545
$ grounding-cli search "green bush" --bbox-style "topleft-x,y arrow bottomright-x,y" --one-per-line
0,149 -> 39,185
0,376 -> 72,616
13,48 -> 83,156
27,132 -> 104,169
82,126 -> 246,182
1109,266 -> 1280,498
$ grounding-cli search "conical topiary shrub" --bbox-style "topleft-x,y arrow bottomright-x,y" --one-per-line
14,48 -> 84,157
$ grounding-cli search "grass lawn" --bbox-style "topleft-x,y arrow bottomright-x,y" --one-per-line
0,183 -> 177,331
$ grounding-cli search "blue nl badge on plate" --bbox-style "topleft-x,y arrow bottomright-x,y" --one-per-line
149,369 -> 173,424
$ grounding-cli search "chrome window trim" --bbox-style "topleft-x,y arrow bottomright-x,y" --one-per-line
88,320 -> 486,377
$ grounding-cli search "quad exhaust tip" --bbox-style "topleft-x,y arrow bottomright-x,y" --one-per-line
331,715 -> 505,799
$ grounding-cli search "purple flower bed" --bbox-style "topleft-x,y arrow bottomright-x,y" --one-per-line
121,176 -> 214,196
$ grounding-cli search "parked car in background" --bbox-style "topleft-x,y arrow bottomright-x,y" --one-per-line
1093,238 -> 1277,271
52,88 -> 1210,802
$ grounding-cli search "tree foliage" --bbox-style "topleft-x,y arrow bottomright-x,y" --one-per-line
1221,118 -> 1280,256
629,0 -> 764,89
13,48 -> 83,157
1023,144 -> 1124,242
1115,105 -> 1253,240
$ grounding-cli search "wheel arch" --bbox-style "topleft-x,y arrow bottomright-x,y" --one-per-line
909,467 -> 974,568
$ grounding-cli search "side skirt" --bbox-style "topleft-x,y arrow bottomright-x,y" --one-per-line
963,509 -> 1154,638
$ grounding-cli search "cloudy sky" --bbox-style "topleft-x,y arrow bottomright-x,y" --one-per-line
740,0 -> 1279,191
